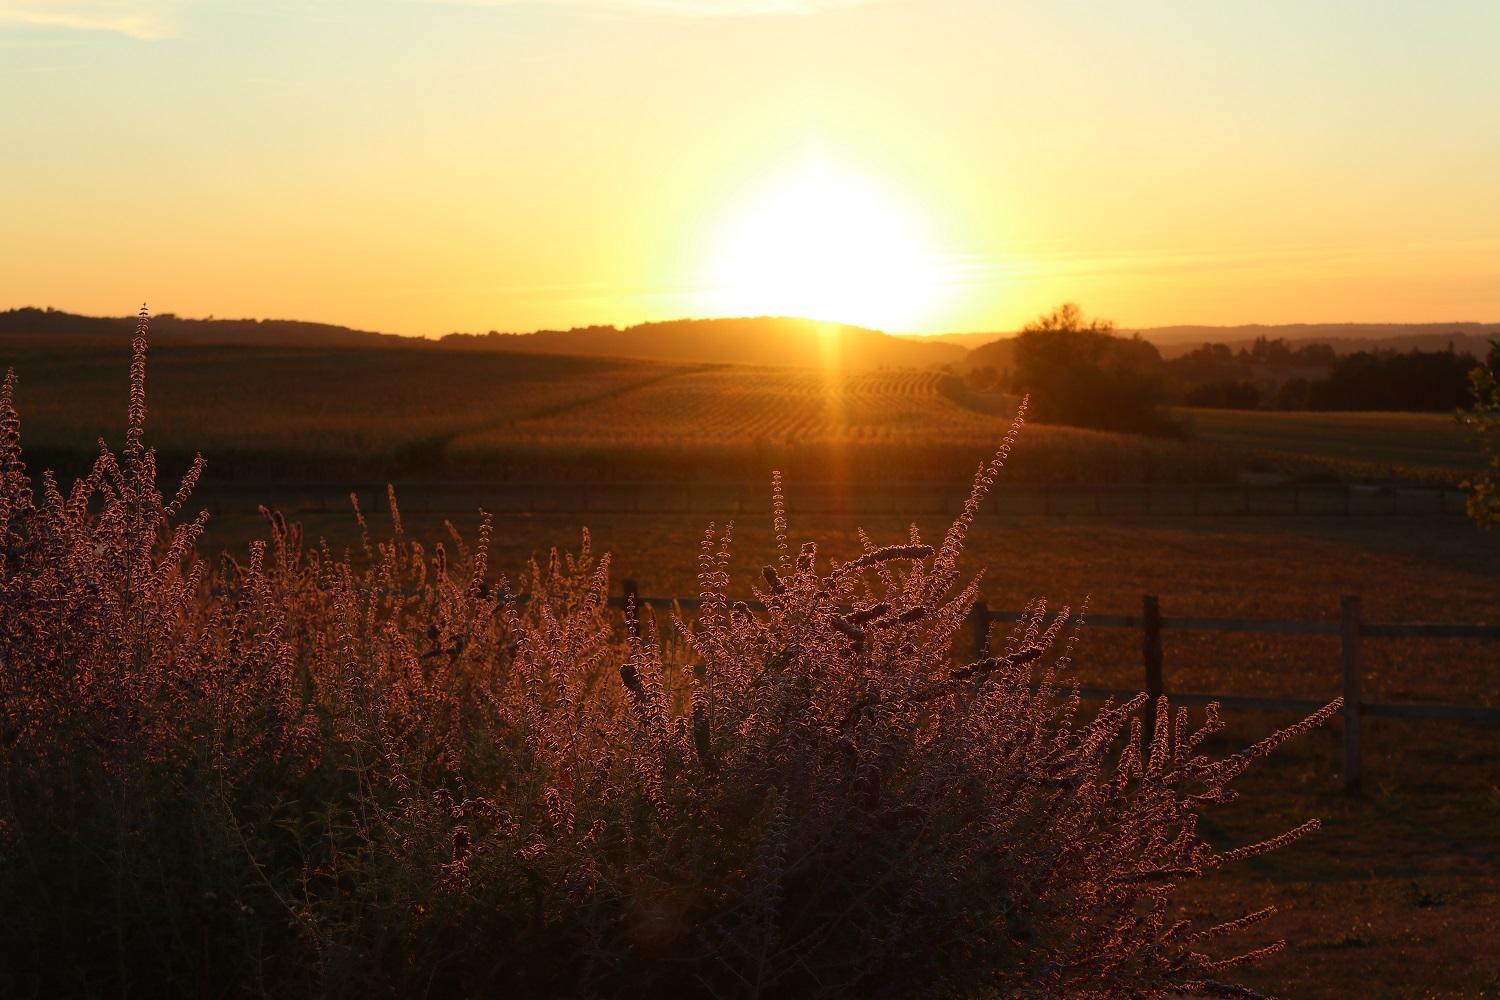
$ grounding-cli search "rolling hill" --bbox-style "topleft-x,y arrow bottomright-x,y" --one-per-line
3,308 -> 964,371
7,307 -> 1493,371
0,306 -> 412,349
439,316 -> 966,370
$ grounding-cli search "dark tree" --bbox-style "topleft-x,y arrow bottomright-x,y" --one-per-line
1308,348 -> 1477,410
1009,304 -> 1182,436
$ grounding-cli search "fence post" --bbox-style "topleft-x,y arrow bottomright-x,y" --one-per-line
1341,595 -> 1362,794
1143,595 -> 1164,745
971,601 -> 990,659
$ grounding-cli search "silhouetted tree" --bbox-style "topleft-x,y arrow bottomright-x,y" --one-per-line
1184,380 -> 1263,409
1308,348 -> 1476,410
1009,304 -> 1181,435
1274,378 -> 1314,410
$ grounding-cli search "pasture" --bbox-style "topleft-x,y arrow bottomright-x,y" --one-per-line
1184,407 -> 1483,483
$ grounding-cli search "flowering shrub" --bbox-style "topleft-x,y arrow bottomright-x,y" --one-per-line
0,308 -> 1336,997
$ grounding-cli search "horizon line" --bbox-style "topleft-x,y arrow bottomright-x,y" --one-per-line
5,303 -> 1500,343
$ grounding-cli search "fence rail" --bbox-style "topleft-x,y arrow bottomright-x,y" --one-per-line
191,481 -> 1470,518
610,583 -> 1500,793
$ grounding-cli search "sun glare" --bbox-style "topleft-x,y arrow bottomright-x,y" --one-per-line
705,156 -> 948,332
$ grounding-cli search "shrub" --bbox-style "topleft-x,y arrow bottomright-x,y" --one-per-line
0,308 -> 1335,997
1458,340 -> 1500,528
1008,304 -> 1184,437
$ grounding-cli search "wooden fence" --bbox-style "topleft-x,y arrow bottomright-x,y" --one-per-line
197,480 -> 1469,518
613,583 -> 1500,794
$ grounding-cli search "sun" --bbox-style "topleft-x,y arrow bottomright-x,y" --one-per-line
704,155 -> 948,332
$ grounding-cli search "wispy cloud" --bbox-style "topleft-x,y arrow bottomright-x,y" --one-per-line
939,238 -> 1500,288
428,0 -> 875,17
0,0 -> 871,38
0,1 -> 179,39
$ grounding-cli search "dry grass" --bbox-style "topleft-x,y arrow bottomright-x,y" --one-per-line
201,507 -> 1500,706
199,505 -> 1499,999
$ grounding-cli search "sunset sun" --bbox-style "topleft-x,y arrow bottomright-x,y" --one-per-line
705,155 -> 948,331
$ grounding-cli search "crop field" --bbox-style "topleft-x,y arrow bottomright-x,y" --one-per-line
1183,408 -> 1484,483
1,338 -> 672,472
472,368 -> 998,445
13,340 -> 1483,495
3,340 -> 1239,485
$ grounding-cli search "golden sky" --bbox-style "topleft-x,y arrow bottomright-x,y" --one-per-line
2,0 -> 1498,335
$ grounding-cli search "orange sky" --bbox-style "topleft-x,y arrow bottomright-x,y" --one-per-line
2,1 -> 1498,335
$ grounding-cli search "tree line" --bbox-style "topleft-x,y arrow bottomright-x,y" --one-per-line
964,304 -> 1492,436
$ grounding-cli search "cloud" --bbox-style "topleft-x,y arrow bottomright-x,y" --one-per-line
430,0 -> 875,17
0,1 -> 178,39
0,0 -> 873,38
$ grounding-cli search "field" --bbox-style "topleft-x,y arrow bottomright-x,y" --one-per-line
4,339 -> 1238,485
1184,408 -> 1484,483
10,338 -> 1487,493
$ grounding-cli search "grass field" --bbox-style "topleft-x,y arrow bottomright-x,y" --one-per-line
199,499 -> 1500,999
1184,407 -> 1484,483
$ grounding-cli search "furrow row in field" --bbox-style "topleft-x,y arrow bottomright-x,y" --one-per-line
450,366 -> 1012,449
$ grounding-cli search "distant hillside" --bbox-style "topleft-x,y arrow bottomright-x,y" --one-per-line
904,331 -> 1009,350
3,309 -> 962,371
961,337 -> 1018,377
1138,322 -> 1500,358
0,306 -> 413,349
946,322 -> 1499,364
441,317 -> 966,370
9,308 -> 1492,370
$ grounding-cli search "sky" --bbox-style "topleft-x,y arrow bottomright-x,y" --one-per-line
2,0 -> 1498,336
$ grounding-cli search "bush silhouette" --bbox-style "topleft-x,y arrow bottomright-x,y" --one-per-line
1010,304 -> 1183,436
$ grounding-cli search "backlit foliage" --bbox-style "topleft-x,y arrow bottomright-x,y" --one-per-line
0,308 -> 1336,997
1458,341 -> 1500,528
